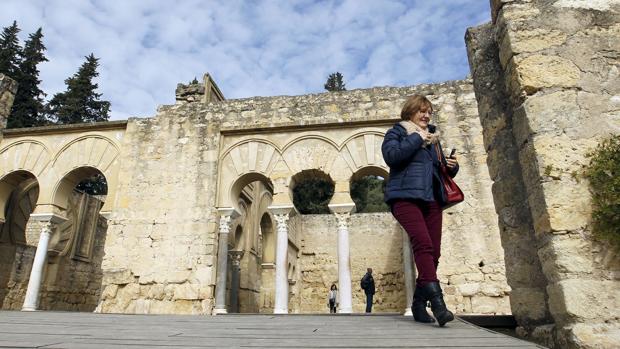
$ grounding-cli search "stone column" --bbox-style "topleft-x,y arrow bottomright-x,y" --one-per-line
329,203 -> 355,314
402,230 -> 414,316
268,205 -> 294,314
229,250 -> 244,313
22,223 -> 53,311
213,208 -> 238,315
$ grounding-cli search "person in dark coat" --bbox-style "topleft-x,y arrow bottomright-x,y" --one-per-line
361,268 -> 375,313
381,94 -> 459,327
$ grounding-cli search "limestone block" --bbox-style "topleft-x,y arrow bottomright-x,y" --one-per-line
102,269 -> 133,285
471,295 -> 510,314
510,287 -> 549,321
173,283 -> 200,300
499,29 -> 567,67
568,323 -> 620,349
508,55 -> 580,95
458,283 -> 481,297
548,279 -> 620,322
554,0 -> 620,11
538,234 -> 594,283
101,285 -> 118,299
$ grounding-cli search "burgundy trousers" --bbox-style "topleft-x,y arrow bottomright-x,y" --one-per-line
391,200 -> 443,287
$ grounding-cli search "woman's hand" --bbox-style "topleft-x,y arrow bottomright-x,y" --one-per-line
416,130 -> 431,143
446,155 -> 458,169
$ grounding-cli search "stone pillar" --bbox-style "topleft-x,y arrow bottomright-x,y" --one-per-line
329,203 -> 355,314
21,213 -> 66,311
22,223 -> 53,311
0,73 -> 17,137
213,208 -> 238,315
467,1 -> 620,347
268,205 -> 293,314
402,230 -> 415,316
229,250 -> 244,313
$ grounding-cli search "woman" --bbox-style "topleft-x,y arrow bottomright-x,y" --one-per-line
328,284 -> 338,314
381,94 -> 459,327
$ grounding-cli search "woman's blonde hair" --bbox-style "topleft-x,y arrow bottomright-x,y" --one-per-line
400,95 -> 433,121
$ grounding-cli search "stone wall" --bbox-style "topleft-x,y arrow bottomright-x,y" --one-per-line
466,1 -> 620,348
99,77 -> 510,315
298,212 -> 510,314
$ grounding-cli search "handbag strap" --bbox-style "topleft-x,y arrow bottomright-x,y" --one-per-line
434,144 -> 447,171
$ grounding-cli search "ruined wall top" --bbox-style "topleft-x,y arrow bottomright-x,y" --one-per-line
0,73 -> 17,132
160,78 -> 474,132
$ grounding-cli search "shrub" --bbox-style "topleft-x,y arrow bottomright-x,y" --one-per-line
584,135 -> 620,249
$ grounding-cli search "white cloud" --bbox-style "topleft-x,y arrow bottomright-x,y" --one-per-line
1,0 -> 490,120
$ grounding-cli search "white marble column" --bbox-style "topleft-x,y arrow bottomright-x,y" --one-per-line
213,208 -> 238,315
22,223 -> 53,311
402,229 -> 415,316
329,203 -> 355,314
269,206 -> 292,314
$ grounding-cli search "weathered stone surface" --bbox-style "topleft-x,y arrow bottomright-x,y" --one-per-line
547,279 -> 620,322
467,1 -> 620,348
508,54 -> 580,95
0,73 -> 17,132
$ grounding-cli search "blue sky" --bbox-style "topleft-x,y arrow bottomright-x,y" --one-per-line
1,0 -> 490,120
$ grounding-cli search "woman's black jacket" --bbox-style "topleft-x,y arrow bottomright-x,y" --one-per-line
381,123 -> 458,206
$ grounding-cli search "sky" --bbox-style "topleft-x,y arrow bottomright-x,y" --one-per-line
1,0 -> 491,120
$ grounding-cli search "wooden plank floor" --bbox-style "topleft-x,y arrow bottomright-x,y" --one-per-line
0,311 -> 546,348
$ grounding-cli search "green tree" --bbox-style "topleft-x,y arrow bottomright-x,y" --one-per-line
0,21 -> 22,78
8,28 -> 48,128
293,178 -> 334,214
46,53 -> 110,124
76,173 -> 108,196
324,72 -> 346,92
350,176 -> 389,213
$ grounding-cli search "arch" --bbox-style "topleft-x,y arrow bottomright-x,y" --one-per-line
51,166 -> 107,216
281,136 -> 340,175
227,172 -> 274,213
290,169 -> 335,214
220,140 -> 281,178
0,140 -> 52,179
349,166 -> 390,213
49,136 -> 119,213
260,212 -> 275,264
0,170 -> 38,224
340,132 -> 388,174
0,171 -> 39,243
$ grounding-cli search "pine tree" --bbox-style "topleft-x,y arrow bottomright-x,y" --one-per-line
324,72 -> 346,92
0,21 -> 22,78
8,28 -> 48,128
46,53 -> 110,124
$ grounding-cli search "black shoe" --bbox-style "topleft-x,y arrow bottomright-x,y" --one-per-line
412,286 -> 435,323
420,282 -> 454,327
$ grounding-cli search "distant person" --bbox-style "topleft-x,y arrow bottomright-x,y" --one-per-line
382,94 -> 459,327
328,284 -> 338,313
360,268 -> 375,313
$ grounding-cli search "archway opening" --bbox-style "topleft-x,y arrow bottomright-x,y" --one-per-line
0,171 -> 39,310
43,166 -> 109,311
291,169 -> 335,214
350,166 -> 389,213
226,173 -> 274,313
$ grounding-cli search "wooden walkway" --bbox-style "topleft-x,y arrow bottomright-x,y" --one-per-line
0,311 -> 545,348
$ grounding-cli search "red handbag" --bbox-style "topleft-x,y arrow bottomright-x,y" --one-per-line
435,144 -> 464,209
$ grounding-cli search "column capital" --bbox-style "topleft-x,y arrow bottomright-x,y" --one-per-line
29,213 -> 67,225
328,202 -> 356,214
217,207 -> 240,234
267,204 -> 295,216
229,250 -> 244,266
